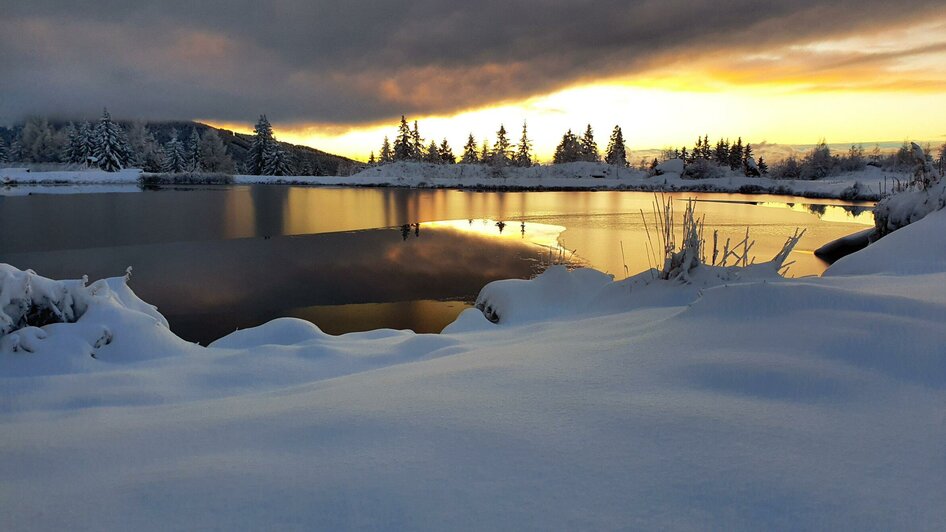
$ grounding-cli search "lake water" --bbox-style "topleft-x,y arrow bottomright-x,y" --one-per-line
0,186 -> 874,343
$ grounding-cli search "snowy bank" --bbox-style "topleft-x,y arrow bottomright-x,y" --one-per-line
233,161 -> 898,200
1,162 -> 904,201
2,205 -> 946,529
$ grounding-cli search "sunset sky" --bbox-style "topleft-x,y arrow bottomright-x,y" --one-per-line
2,1 -> 945,160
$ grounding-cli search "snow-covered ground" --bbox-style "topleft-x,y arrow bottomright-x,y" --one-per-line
1,162 -> 908,200
2,192 -> 945,529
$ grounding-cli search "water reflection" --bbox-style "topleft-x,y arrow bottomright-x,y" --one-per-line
0,186 -> 877,339
1,221 -> 574,344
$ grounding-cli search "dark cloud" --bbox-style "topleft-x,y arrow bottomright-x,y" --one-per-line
0,0 -> 942,125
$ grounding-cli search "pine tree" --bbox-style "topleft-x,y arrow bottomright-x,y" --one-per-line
393,116 -> 413,161
491,124 -> 512,166
480,138 -> 490,162
199,128 -> 234,173
553,129 -> 581,164
93,108 -> 131,172
605,126 -> 629,167
186,128 -> 202,172
379,136 -> 393,163
79,122 -> 96,166
8,138 -> 24,163
368,151 -> 376,165
20,117 -> 59,162
162,128 -> 187,173
0,136 -> 7,163
938,143 -> 946,175
62,123 -> 82,164
579,124 -> 599,162
461,134 -> 479,164
729,137 -> 744,171
263,145 -> 294,176
743,143 -> 761,176
411,120 -> 424,160
247,115 -> 276,175
757,156 -> 769,176
514,122 -> 533,167
714,139 -> 729,166
439,139 -> 456,164
424,140 -> 441,163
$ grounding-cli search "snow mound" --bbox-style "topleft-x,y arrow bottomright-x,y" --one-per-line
474,266 -> 614,324
655,157 -> 685,176
827,207 -> 946,276
1,264 -> 182,376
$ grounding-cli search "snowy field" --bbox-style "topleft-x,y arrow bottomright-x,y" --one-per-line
1,196 -> 945,529
1,162 -> 907,200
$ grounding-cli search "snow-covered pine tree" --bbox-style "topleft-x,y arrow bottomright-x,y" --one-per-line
491,125 -> 512,166
263,145 -> 294,176
605,125 -> 628,167
579,124 -> 599,162
246,115 -> 277,175
199,128 -> 233,173
411,121 -> 424,160
728,137 -> 743,171
424,140 -> 441,163
8,137 -> 24,163
553,129 -> 580,164
393,117 -> 413,161
439,139 -> 456,164
162,129 -> 187,173
93,108 -> 131,172
0,136 -> 7,163
186,128 -> 202,172
514,122 -> 533,167
379,136 -> 393,163
461,134 -> 479,164
61,123 -> 81,164
77,122 -> 95,166
20,117 -> 58,162
140,129 -> 165,173
480,138 -> 490,162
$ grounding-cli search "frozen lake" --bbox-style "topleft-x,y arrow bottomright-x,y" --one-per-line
0,186 -> 874,343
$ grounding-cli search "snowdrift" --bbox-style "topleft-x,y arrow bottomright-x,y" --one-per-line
2,200 -> 946,530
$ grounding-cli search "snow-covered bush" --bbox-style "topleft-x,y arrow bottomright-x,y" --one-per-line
0,264 -> 92,338
682,158 -> 724,180
872,177 -> 945,240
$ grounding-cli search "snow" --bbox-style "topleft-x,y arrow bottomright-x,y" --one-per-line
0,167 -> 142,186
2,184 -> 946,529
0,162 -> 910,201
655,157 -> 685,175
238,161 -> 897,200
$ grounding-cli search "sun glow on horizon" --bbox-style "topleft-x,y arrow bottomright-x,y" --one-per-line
203,18 -> 946,163
204,80 -> 946,163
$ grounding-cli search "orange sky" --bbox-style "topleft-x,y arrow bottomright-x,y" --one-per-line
204,17 -> 946,162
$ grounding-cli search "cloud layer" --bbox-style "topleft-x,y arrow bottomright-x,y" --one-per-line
1,1 -> 943,125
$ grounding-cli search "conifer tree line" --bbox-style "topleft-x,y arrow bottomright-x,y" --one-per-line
373,117 -> 630,168
652,135 -> 767,179
0,108 -> 239,174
